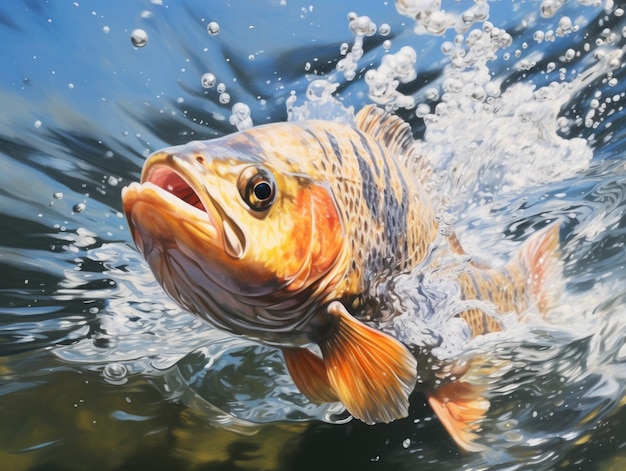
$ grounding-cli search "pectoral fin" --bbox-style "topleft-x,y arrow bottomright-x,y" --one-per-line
318,301 -> 417,424
427,380 -> 490,452
282,347 -> 339,403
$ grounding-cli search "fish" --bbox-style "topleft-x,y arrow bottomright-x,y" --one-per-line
121,105 -> 562,451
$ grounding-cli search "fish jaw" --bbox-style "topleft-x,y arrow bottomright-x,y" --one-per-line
121,180 -> 219,259
138,150 -> 239,256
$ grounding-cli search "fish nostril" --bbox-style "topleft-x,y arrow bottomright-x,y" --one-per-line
196,155 -> 204,164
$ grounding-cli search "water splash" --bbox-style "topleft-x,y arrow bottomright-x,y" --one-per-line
365,46 -> 418,110
336,13 -> 377,81
396,0 -> 491,36
229,102 -> 253,130
287,80 -> 355,125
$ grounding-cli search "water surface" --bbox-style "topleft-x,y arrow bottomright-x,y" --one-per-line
2,1 -> 626,470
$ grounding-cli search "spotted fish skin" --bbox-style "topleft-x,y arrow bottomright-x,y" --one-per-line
288,118 -> 438,309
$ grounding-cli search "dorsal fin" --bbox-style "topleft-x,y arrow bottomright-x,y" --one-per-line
355,104 -> 430,182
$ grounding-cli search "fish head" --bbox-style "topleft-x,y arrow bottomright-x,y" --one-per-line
121,135 -> 346,337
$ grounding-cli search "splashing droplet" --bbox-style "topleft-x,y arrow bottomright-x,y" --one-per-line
130,29 -> 148,48
201,72 -> 216,88
73,202 -> 86,213
229,102 -> 253,131
207,21 -> 220,35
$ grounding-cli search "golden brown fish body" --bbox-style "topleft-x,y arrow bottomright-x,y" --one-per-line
122,105 -> 561,448
123,107 -> 437,343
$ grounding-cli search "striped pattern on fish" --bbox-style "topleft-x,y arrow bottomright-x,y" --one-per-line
121,105 -> 562,451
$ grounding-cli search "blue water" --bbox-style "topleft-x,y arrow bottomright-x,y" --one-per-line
1,1 -> 626,470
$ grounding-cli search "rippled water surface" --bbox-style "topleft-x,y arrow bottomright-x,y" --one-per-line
2,1 -> 626,470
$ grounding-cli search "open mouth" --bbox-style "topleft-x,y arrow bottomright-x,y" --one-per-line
139,160 -> 246,259
143,165 -> 207,213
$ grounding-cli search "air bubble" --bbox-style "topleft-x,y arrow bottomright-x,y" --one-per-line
379,23 -> 391,36
349,15 -> 376,36
201,73 -> 216,88
416,103 -> 431,118
53,192 -> 63,200
540,0 -> 561,18
207,21 -> 220,35
557,17 -> 573,36
219,92 -> 231,104
130,29 -> 148,48
229,102 -> 253,131
73,203 -> 86,213
425,87 -> 439,101
216,83 -> 226,93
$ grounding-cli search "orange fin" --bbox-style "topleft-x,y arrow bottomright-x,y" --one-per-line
514,222 -> 562,313
319,301 -> 417,424
282,347 -> 339,403
427,381 -> 490,452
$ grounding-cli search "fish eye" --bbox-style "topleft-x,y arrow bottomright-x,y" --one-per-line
237,166 -> 276,211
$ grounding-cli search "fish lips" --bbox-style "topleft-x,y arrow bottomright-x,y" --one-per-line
121,180 -> 218,259
121,151 -> 244,261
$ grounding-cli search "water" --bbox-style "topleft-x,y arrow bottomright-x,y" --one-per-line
1,0 -> 626,469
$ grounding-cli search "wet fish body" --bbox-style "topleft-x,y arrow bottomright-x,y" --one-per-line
122,105 -> 561,450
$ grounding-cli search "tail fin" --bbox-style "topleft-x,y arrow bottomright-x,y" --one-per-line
514,223 -> 562,313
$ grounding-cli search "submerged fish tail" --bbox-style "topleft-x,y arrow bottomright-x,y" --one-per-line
512,222 -> 562,313
457,223 -> 562,336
